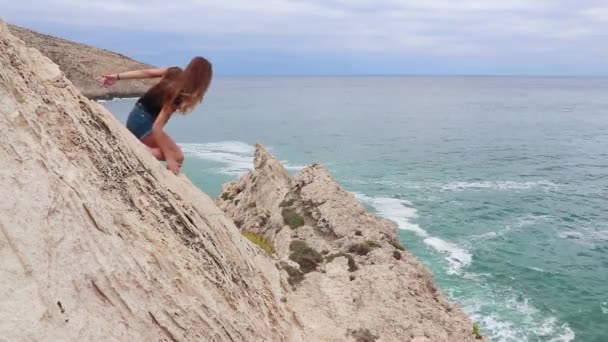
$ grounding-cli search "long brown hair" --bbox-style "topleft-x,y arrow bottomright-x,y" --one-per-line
162,66 -> 183,82
144,67 -> 183,113
166,56 -> 213,114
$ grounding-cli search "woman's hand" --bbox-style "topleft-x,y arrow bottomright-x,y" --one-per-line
99,74 -> 118,88
153,104 -> 184,175
166,158 -> 182,175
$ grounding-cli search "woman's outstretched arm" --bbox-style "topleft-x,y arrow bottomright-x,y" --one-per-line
99,67 -> 172,87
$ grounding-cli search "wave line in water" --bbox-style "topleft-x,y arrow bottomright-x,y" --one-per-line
96,97 -> 139,103
440,180 -> 558,192
463,290 -> 575,342
344,179 -> 559,192
180,141 -> 304,176
353,193 -> 472,274
353,192 -> 576,341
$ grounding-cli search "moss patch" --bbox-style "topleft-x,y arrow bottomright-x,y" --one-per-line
326,252 -> 358,272
289,240 -> 323,273
389,239 -> 405,251
242,231 -> 275,256
279,198 -> 295,208
283,264 -> 304,286
348,241 -> 381,256
248,201 -> 256,209
348,328 -> 379,342
220,192 -> 234,201
282,209 -> 304,229
473,323 -> 483,340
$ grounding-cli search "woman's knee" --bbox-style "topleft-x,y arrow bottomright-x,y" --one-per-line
141,134 -> 159,148
149,147 -> 165,161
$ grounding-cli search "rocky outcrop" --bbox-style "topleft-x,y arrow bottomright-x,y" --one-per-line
218,144 -> 479,342
8,23 -> 155,100
0,20 -> 304,341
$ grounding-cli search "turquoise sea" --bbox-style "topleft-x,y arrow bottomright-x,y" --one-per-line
102,77 -> 608,342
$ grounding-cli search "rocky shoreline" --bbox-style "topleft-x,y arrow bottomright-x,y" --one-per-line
217,144 -> 481,341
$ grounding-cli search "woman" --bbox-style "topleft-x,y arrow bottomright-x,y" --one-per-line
100,56 -> 212,174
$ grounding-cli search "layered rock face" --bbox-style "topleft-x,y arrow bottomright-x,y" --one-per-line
0,20 -> 303,341
8,24 -> 155,100
217,144 -> 478,342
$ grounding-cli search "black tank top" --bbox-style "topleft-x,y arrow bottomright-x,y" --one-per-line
137,83 -> 183,120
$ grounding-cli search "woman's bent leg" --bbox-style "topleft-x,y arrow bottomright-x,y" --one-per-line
141,132 -> 183,173
149,147 -> 165,160
141,134 -> 166,160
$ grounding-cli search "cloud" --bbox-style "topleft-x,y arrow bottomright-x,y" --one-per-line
582,6 -> 608,22
1,0 -> 607,74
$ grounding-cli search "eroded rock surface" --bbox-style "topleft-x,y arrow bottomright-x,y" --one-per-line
218,144 -> 479,342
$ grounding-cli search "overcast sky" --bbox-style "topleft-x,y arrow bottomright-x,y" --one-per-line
2,0 -> 608,75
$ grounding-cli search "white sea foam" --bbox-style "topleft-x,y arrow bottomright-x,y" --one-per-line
601,302 -> 608,315
180,141 -> 254,175
464,293 -> 575,342
557,228 -> 608,245
509,298 -> 575,342
354,193 -> 472,274
440,180 -> 558,192
526,266 -> 546,273
96,97 -> 139,103
557,231 -> 584,240
349,179 -> 559,193
546,323 -> 576,342
471,214 -> 550,242
469,313 -> 523,341
180,141 -> 303,176
471,314 -> 574,342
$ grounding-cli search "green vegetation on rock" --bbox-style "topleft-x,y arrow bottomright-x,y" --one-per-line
282,208 -> 304,229
283,264 -> 304,286
348,240 -> 381,256
389,239 -> 405,251
326,252 -> 358,272
220,192 -> 234,201
242,231 -> 275,256
473,323 -> 483,340
289,240 -> 323,273
279,198 -> 295,208
348,328 -> 379,342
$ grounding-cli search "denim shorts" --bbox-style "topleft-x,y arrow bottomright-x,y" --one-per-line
126,102 -> 154,140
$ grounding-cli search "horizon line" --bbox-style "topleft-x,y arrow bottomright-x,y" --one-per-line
212,74 -> 608,78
